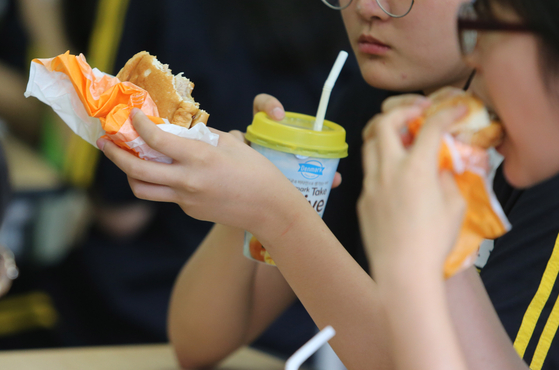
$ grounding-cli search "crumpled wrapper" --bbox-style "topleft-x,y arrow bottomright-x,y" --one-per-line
24,52 -> 218,163
408,119 -> 511,278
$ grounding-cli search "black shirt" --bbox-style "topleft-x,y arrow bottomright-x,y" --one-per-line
481,164 -> 559,369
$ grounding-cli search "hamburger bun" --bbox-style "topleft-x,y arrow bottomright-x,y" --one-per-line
425,89 -> 503,149
116,51 -> 209,128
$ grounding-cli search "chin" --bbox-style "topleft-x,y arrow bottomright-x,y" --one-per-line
502,169 -> 532,189
359,68 -> 423,93
358,58 -> 471,93
502,162 -> 556,189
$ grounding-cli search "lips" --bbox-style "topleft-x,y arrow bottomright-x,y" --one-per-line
357,35 -> 390,55
469,92 -> 502,126
487,108 -> 501,123
485,107 -> 507,152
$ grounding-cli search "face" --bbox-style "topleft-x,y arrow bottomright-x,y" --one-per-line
468,5 -> 559,188
341,0 -> 473,93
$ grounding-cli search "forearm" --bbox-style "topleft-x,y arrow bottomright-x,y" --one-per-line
253,194 -> 393,370
18,0 -> 71,56
374,264 -> 528,370
168,224 -> 256,367
378,266 -> 467,370
0,63 -> 43,144
447,267 -> 528,370
168,224 -> 295,368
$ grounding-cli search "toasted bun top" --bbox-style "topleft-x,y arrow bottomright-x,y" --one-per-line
116,51 -> 209,128
425,90 -> 503,149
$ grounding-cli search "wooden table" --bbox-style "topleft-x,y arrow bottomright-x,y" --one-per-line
0,344 -> 287,370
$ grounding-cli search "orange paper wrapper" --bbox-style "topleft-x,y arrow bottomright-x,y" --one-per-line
25,52 -> 218,163
409,119 -> 510,278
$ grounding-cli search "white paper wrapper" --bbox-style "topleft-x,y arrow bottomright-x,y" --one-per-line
25,61 -> 106,147
127,122 -> 219,163
24,56 -> 218,164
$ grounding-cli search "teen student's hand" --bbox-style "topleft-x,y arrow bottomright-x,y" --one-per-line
252,93 -> 342,189
357,104 -> 467,280
362,86 -> 465,142
97,109 -> 305,236
253,93 -> 286,121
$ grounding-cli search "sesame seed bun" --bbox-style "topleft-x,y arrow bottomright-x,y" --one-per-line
426,90 -> 503,149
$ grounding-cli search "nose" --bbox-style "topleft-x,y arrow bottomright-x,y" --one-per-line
354,0 -> 391,21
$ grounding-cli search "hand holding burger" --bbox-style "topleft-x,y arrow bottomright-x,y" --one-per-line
359,87 -> 509,279
414,88 -> 503,149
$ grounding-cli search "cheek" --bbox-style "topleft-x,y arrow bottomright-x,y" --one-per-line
402,1 -> 466,58
485,62 -> 537,186
392,7 -> 470,82
341,11 -> 358,38
485,41 -> 559,187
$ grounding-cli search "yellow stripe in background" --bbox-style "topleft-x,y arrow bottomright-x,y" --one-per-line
513,233 -> 559,361
63,135 -> 100,188
531,296 -> 559,369
63,0 -> 130,188
0,292 -> 58,337
87,0 -> 131,72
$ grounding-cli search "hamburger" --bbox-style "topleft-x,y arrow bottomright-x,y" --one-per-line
116,51 -> 209,128
408,89 -> 508,278
412,89 -> 503,149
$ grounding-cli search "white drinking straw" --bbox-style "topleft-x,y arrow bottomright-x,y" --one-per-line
313,51 -> 349,132
285,325 -> 336,370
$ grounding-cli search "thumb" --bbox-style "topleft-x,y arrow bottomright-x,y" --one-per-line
253,94 -> 285,121
229,130 -> 248,144
440,170 -> 466,218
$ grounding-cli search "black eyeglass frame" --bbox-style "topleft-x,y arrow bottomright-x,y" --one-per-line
457,3 -> 534,56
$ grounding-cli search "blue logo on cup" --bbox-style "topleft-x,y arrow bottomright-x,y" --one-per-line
298,160 -> 325,179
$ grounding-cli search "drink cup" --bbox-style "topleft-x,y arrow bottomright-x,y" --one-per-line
243,111 -> 348,265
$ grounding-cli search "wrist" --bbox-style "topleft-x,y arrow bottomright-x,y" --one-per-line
377,265 -> 466,370
248,179 -> 312,242
376,262 -> 448,330
374,258 -> 445,291
249,189 -> 328,265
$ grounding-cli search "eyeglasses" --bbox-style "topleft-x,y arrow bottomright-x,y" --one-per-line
321,0 -> 415,18
457,1 -> 533,56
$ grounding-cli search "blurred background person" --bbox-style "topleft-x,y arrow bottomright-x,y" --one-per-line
0,0 -> 74,146
0,0 -> 78,349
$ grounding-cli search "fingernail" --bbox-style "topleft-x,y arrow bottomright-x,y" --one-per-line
448,104 -> 469,123
130,108 -> 141,119
414,97 -> 431,107
455,104 -> 469,115
97,138 -> 107,151
271,107 -> 284,120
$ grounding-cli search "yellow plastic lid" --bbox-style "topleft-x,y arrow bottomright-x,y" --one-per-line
245,112 -> 348,158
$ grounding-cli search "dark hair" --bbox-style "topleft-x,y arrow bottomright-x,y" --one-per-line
481,0 -> 559,91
